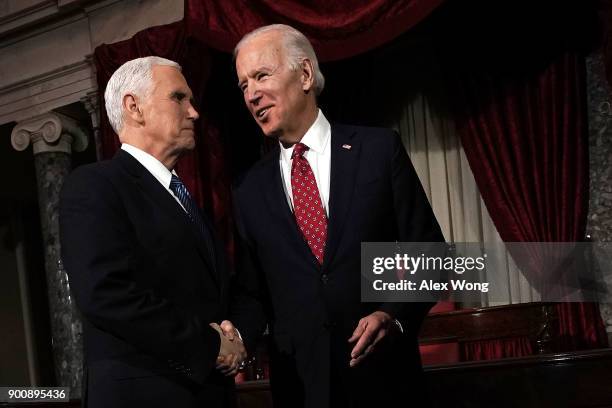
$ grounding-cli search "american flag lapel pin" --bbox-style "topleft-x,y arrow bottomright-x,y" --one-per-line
342,144 -> 352,150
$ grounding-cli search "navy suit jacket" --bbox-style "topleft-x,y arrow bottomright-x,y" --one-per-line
232,124 -> 445,408
60,150 -> 233,408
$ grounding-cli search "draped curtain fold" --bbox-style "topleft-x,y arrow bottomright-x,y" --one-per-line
455,54 -> 588,249
390,75 -> 547,363
184,0 -> 445,61
395,94 -> 539,307
453,52 -> 608,356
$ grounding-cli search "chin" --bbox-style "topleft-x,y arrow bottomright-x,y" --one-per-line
261,126 -> 280,139
183,138 -> 196,150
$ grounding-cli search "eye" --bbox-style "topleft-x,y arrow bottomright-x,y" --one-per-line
256,72 -> 268,81
171,91 -> 187,101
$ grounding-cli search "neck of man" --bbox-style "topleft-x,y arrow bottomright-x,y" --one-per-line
279,103 -> 319,147
120,130 -> 179,170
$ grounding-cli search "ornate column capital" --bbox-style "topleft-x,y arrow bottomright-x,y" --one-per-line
80,91 -> 99,120
11,112 -> 88,155
80,91 -> 103,161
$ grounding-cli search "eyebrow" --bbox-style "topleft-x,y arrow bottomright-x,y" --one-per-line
169,90 -> 195,103
170,90 -> 187,99
237,66 -> 274,87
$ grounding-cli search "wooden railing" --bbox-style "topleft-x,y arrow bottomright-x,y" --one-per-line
419,302 -> 558,358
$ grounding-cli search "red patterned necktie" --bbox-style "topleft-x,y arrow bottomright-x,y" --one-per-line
291,143 -> 328,264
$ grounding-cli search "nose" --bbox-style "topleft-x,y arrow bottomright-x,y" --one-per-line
246,82 -> 261,104
187,102 -> 199,121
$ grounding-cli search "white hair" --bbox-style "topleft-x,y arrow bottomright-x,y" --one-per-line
104,56 -> 181,134
234,24 -> 325,96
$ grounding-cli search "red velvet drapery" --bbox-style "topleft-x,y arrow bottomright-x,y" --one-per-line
454,52 -> 608,359
456,54 -> 588,253
185,0 -> 444,61
463,338 -> 533,361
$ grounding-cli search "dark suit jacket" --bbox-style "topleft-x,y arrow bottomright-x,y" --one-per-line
59,150 -> 233,408
232,124 -> 445,408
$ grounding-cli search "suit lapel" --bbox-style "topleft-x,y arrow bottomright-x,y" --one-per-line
114,150 -> 220,288
261,147 -> 321,270
323,125 -> 360,270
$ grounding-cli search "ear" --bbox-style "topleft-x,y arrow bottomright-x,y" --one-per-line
122,93 -> 144,125
300,58 -> 315,93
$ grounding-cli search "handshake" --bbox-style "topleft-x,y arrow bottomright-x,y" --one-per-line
210,320 -> 247,377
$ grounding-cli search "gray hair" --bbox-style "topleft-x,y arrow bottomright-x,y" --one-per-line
234,24 -> 325,96
104,56 -> 181,134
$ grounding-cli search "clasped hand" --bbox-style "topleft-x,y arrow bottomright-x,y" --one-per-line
210,320 -> 247,377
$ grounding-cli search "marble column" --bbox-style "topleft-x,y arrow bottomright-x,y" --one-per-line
585,51 -> 612,345
11,112 -> 88,396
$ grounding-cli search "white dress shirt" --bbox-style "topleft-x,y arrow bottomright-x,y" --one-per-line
279,109 -> 331,216
121,143 -> 186,212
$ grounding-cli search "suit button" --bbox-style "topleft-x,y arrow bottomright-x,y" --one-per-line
321,274 -> 329,284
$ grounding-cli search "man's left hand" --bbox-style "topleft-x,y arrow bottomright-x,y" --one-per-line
348,311 -> 398,367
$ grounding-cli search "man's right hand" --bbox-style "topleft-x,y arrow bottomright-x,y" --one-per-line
210,323 -> 247,376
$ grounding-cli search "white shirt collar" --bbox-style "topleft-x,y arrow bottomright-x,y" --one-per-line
121,143 -> 176,188
280,109 -> 330,160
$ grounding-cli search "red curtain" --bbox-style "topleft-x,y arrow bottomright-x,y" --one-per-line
93,21 -> 234,250
456,54 -> 588,252
454,52 -> 608,359
184,0 -> 444,61
463,338 -> 533,361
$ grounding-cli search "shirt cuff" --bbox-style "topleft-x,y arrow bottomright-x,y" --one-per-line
393,318 -> 404,333
234,327 -> 243,341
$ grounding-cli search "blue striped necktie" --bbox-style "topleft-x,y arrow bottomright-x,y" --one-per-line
169,174 -> 215,260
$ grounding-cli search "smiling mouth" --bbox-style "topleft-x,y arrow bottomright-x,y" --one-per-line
255,106 -> 271,119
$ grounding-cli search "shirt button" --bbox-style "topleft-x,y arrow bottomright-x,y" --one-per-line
321,274 -> 329,284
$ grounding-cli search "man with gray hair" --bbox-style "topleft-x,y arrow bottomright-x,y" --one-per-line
60,56 -> 245,408
230,24 -> 444,408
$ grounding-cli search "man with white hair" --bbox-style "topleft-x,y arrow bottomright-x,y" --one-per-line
60,56 -> 245,408
230,24 -> 444,408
